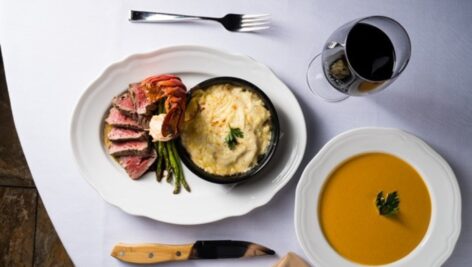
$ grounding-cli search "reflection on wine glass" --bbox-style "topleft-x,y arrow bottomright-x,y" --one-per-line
307,16 -> 411,102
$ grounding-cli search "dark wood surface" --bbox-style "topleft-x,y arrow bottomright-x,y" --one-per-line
0,48 -> 74,266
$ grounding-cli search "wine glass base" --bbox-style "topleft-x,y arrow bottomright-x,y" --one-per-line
306,54 -> 349,102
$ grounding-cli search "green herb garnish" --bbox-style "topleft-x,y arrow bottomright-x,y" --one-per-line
376,191 -> 399,216
224,127 -> 244,150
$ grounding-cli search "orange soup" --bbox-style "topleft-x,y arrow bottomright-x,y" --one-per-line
319,153 -> 431,265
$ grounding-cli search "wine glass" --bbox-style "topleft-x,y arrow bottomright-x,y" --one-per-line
306,16 -> 411,102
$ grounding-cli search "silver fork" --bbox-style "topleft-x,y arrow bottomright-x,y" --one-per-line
129,10 -> 270,32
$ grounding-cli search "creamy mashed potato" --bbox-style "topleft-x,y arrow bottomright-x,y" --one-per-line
181,84 -> 272,176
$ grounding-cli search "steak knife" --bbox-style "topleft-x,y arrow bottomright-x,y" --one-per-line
111,240 -> 275,264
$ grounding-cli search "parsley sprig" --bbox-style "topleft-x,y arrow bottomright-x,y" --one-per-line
376,191 -> 400,216
224,127 -> 244,150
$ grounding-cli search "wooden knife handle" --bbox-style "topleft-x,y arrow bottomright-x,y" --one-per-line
111,242 -> 194,264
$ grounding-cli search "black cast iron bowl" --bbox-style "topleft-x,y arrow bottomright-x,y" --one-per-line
176,77 -> 280,184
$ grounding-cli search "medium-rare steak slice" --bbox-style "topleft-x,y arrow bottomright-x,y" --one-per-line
105,107 -> 143,130
112,92 -> 136,117
108,140 -> 149,157
107,127 -> 146,142
129,83 -> 156,115
118,149 -> 157,179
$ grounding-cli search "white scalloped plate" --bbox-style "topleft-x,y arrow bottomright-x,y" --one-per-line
70,45 -> 306,225
295,127 -> 461,267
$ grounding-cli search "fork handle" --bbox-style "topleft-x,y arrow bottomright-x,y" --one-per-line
129,10 -> 208,23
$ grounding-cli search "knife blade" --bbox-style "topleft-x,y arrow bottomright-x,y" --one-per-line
111,240 -> 275,264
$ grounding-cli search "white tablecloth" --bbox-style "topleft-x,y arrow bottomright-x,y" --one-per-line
1,0 -> 471,266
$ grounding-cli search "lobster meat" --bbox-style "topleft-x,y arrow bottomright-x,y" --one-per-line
140,74 -> 187,141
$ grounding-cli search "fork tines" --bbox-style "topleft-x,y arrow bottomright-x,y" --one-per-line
240,14 -> 271,32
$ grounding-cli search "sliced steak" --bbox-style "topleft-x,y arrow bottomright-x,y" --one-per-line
118,149 -> 157,179
107,127 -> 146,142
105,107 -> 143,130
112,92 -> 136,117
129,83 -> 156,115
108,140 -> 149,157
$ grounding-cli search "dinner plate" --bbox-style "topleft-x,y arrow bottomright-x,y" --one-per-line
294,128 -> 461,266
70,45 -> 307,225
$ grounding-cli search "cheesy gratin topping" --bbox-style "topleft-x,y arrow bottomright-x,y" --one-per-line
181,84 -> 272,176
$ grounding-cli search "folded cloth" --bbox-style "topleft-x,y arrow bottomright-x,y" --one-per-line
272,252 -> 310,267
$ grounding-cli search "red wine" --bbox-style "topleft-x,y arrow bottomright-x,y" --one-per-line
346,23 -> 395,81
